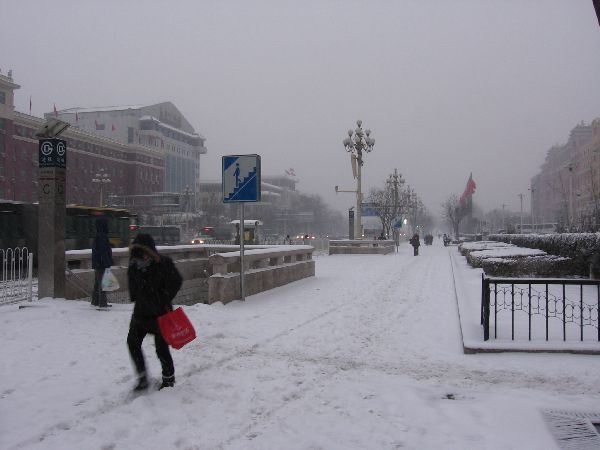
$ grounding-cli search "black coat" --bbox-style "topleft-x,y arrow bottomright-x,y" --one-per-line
92,217 -> 113,269
409,235 -> 420,248
128,244 -> 182,319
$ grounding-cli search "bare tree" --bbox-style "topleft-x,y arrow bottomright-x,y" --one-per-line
366,187 -> 395,236
441,194 -> 468,240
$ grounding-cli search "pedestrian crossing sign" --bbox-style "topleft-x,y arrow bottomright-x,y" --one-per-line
222,154 -> 261,203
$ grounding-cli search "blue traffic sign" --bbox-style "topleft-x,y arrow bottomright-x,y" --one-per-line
393,216 -> 404,229
222,154 -> 261,203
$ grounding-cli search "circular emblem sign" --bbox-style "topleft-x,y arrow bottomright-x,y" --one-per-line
41,141 -> 53,156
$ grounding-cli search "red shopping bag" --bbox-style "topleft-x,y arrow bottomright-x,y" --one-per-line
158,307 -> 196,349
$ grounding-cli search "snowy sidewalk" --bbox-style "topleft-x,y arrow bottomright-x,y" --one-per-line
1,241 -> 599,449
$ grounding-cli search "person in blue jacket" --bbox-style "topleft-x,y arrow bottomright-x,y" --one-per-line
91,217 -> 113,308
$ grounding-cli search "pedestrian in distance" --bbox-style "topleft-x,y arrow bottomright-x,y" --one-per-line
127,233 -> 183,391
409,233 -> 420,256
91,216 -> 113,308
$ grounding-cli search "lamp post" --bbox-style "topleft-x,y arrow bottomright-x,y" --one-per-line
343,120 -> 375,239
387,169 -> 405,220
92,169 -> 111,207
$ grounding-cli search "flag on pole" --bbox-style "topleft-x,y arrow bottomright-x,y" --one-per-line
29,96 -> 32,115
459,173 -> 476,207
53,103 -> 58,117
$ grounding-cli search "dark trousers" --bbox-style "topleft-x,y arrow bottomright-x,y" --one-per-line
127,316 -> 174,379
92,268 -> 108,306
413,246 -> 419,256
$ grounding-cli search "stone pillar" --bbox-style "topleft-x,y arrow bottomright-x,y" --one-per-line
37,139 -> 67,299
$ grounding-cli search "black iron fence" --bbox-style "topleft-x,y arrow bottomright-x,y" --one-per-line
481,275 -> 600,342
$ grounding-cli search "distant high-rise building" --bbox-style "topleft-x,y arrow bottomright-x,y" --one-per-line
531,120 -> 600,230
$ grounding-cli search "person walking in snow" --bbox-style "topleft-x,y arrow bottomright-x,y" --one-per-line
127,233 -> 182,391
91,216 -> 113,308
409,233 -> 420,256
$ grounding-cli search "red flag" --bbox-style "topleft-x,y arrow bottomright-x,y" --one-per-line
460,173 -> 476,204
53,103 -> 58,117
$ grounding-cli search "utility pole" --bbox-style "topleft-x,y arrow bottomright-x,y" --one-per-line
528,187 -> 535,232
518,193 -> 524,233
501,204 -> 506,231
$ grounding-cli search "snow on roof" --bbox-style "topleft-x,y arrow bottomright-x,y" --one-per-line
261,182 -> 284,192
139,115 -> 203,139
60,105 -> 145,114
229,220 -> 263,226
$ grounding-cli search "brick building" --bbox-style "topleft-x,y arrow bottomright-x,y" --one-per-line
0,71 -> 172,205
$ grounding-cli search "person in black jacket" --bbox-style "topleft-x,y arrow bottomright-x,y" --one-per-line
409,233 -> 420,256
127,233 -> 182,391
91,217 -> 113,308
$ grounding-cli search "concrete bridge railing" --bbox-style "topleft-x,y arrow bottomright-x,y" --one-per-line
329,239 -> 395,255
64,244 -> 315,305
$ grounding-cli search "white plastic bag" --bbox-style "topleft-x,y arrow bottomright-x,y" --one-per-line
101,268 -> 120,292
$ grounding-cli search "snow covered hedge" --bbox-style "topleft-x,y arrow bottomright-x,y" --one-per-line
459,241 -> 574,277
488,233 -> 600,275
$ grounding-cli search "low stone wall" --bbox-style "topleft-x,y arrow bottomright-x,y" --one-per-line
64,244 -> 314,305
329,240 -> 395,255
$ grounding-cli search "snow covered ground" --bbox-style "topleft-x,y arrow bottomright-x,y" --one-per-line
2,240 -> 600,449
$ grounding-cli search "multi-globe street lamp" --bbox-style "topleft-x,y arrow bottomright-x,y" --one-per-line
92,168 -> 111,207
343,120 -> 375,239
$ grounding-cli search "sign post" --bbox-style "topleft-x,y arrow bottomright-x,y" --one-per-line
392,215 -> 403,252
222,154 -> 261,301
37,138 -> 67,299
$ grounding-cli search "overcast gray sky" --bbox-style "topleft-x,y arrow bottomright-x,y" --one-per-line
3,0 -> 599,216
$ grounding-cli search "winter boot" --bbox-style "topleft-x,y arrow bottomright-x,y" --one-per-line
159,375 -> 175,390
133,374 -> 149,391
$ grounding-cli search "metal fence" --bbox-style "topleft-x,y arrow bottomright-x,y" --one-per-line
481,274 -> 600,342
1,247 -> 34,305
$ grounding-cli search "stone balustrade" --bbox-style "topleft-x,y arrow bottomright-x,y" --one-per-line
328,239 -> 395,255
208,245 -> 315,304
64,244 -> 315,305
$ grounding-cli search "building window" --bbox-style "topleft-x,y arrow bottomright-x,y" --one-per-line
0,91 -> 5,104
